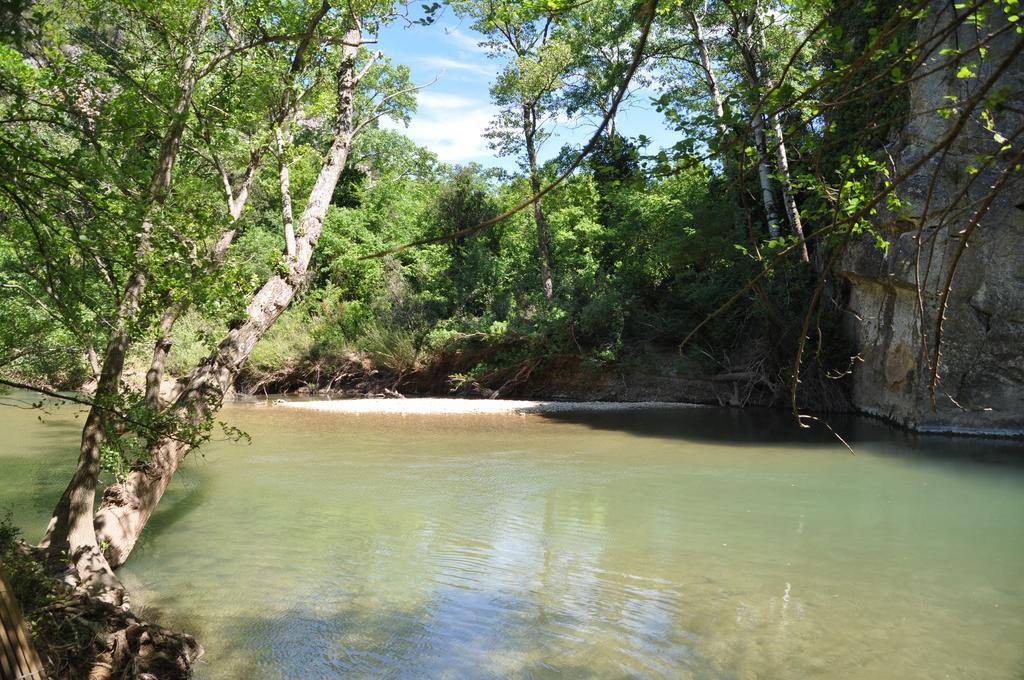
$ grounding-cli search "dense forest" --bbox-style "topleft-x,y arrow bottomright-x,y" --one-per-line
0,0 -> 1021,676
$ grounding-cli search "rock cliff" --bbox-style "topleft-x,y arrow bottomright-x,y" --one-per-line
842,1 -> 1024,435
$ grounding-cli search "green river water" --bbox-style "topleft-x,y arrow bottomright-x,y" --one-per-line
1,398 -> 1023,679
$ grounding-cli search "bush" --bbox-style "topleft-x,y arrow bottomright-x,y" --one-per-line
354,321 -> 422,376
248,308 -> 317,371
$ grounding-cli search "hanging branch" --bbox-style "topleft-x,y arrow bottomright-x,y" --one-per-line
928,144 -> 1024,407
0,378 -> 197,446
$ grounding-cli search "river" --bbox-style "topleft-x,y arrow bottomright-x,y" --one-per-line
1,398 -> 1022,678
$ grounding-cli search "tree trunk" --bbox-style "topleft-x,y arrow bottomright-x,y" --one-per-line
688,10 -> 727,141
742,0 -> 808,258
735,11 -> 782,240
771,116 -> 810,261
86,344 -> 100,379
38,7 -> 211,594
688,9 -> 757,254
144,304 -> 177,409
93,27 -> 363,568
135,1 -> 327,401
141,151 -> 264,410
607,92 -> 618,139
752,115 -> 782,239
523,103 -> 554,299
277,126 -> 296,258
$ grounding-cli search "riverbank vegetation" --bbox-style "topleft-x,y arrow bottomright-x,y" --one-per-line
1,0 -> 1021,675
2,0 -> 901,403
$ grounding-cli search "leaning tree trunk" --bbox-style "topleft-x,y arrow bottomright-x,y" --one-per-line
38,7 -> 211,595
93,28 -> 362,568
523,103 -> 554,300
139,3 -> 328,408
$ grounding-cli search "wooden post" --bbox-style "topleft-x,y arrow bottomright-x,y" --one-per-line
0,566 -> 45,680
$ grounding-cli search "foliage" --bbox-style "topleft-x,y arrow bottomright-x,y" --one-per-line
4,0 -> 1017,411
1,513 -> 54,614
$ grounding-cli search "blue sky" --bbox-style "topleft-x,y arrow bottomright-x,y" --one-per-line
374,9 -> 676,171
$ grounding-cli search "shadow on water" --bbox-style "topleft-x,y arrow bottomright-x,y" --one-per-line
0,416 -> 83,528
133,476 -> 209,553
173,593 -> 717,680
536,406 -> 1024,470
1,405 -> 209,545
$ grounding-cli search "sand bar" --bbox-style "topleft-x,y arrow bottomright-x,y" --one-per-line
273,397 -> 701,415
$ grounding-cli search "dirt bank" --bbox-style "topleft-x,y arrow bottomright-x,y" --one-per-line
234,344 -> 847,411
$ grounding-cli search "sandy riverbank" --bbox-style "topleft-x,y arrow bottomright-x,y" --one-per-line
273,397 -> 702,415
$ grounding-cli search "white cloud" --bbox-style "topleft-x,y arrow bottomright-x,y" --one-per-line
384,91 -> 498,163
416,55 -> 494,78
443,27 -> 487,54
416,92 -> 481,110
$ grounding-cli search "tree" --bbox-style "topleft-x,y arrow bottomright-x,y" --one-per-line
657,0 -> 815,259
0,0 -> 419,599
455,1 -> 575,300
724,0 -> 811,260
728,2 -> 785,241
94,0 -> 422,573
560,0 -> 661,141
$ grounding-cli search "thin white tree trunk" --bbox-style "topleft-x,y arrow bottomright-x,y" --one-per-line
735,10 -> 782,240
752,114 -> 782,239
771,116 -> 809,261
523,104 -> 554,299
277,126 -> 296,258
688,10 -> 727,140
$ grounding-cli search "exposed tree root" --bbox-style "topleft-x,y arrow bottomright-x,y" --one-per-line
3,544 -> 201,679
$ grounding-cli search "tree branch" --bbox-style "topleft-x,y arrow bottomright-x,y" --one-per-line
352,75 -> 440,137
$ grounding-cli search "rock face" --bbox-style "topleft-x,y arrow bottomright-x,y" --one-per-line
841,1 -> 1024,434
